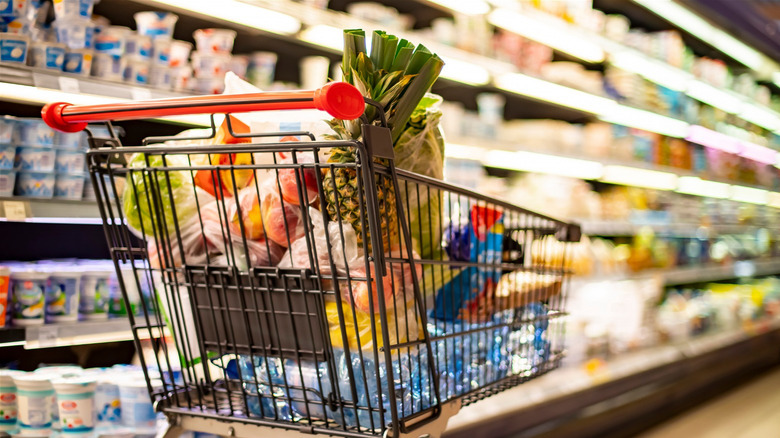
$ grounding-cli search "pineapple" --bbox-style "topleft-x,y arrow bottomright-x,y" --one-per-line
322,30 -> 444,255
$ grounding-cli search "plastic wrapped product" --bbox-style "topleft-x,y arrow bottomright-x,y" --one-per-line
276,151 -> 319,206
342,247 -> 421,314
325,299 -> 420,352
258,180 -> 305,248
192,116 -> 255,200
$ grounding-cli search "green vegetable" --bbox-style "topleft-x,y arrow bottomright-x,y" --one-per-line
123,153 -> 199,237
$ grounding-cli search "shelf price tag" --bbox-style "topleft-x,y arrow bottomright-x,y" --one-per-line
131,87 -> 152,101
37,326 -> 60,348
3,201 -> 28,221
734,260 -> 756,278
58,77 -> 80,94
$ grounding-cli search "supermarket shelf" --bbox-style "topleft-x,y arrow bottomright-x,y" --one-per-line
0,197 -> 103,224
662,259 -> 780,286
580,220 -> 770,237
0,318 -> 166,349
445,318 -> 780,438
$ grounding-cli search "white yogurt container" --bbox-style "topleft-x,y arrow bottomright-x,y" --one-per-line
78,270 -> 110,320
0,370 -> 26,432
168,39 -> 191,68
0,168 -> 14,196
170,65 -> 192,91
13,118 -> 54,147
191,52 -> 231,78
123,58 -> 150,85
53,19 -> 94,50
45,270 -> 81,322
124,33 -> 151,59
53,0 -> 96,20
53,131 -> 85,150
0,33 -> 29,64
117,378 -> 157,429
93,25 -> 129,56
28,42 -> 66,70
54,173 -> 85,200
63,48 -> 93,76
148,66 -> 171,89
93,375 -> 121,427
0,116 -> 15,145
12,374 -> 54,434
91,53 -> 125,81
0,0 -> 28,18
228,55 -> 248,79
193,28 -> 236,54
14,171 -> 55,198
54,149 -> 85,173
52,378 -> 97,435
193,76 -> 225,95
10,271 -> 48,326
150,37 -> 170,66
0,144 -> 16,170
133,11 -> 178,40
15,146 -> 55,171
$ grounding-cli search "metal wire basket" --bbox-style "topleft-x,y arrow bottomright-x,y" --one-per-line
43,83 -> 580,438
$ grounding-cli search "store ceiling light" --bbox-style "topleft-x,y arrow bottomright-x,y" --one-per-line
730,185 -> 768,205
440,57 -> 491,85
299,24 -> 343,51
488,9 -> 605,63
599,105 -> 689,138
610,50 -> 691,92
767,192 -> 780,209
739,104 -> 780,132
631,0 -> 763,70
496,73 -> 616,114
676,177 -> 730,199
427,0 -> 491,15
444,143 -> 488,160
147,0 -> 301,35
687,81 -> 744,114
601,165 -> 678,190
484,150 -> 604,180
686,125 -> 742,154
739,141 -> 778,165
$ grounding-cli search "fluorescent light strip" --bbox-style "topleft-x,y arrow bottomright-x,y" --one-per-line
146,0 -> 301,35
686,125 -> 742,154
739,141 -> 778,165
601,165 -> 678,190
632,0 -> 763,70
299,24 -> 343,52
610,50 -> 691,92
496,73 -> 616,114
687,81 -> 744,114
676,177 -> 730,199
739,104 -> 780,131
484,150 -> 604,180
768,192 -> 780,208
730,185 -> 768,205
0,217 -> 104,224
488,9 -> 605,63
440,56 -> 491,85
427,0 -> 491,15
599,105 -> 689,138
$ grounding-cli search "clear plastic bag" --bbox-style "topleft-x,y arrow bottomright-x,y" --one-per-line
342,247 -> 422,314
325,298 -> 421,352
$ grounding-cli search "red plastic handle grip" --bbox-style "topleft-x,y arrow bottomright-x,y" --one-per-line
41,82 -> 365,133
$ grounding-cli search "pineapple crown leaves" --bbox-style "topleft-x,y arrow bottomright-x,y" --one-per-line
334,29 -> 444,144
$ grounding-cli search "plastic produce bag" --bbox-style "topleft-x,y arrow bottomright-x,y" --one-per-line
342,247 -> 422,314
146,214 -> 210,270
325,299 -> 421,352
226,181 -> 306,248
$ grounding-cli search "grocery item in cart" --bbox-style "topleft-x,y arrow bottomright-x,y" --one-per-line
227,181 -> 306,248
325,299 -> 421,351
192,116 -> 254,199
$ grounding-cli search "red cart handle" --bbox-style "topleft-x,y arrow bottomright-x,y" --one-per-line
41,82 -> 365,133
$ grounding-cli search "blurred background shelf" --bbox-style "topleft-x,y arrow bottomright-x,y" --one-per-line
0,197 -> 103,223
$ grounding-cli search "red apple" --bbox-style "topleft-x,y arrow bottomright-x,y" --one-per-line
260,184 -> 304,247
277,152 -> 319,206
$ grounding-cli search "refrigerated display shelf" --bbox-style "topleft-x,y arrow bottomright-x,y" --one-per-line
0,318 -> 166,349
580,220 -> 771,237
0,197 -> 104,223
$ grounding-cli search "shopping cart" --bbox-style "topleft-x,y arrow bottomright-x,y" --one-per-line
43,83 -> 581,438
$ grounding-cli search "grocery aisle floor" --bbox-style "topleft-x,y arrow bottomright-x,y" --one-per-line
636,367 -> 780,438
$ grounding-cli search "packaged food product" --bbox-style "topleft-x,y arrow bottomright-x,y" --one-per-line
0,370 -> 25,431
0,266 -> 9,327
134,11 -> 178,40
53,0 -> 95,20
27,41 -> 66,70
53,19 -> 94,50
124,33 -> 152,59
0,116 -> 14,144
12,374 -> 55,433
0,32 -> 28,64
117,378 -> 157,429
63,47 -> 93,75
54,172 -> 85,199
192,76 -> 224,94
0,0 -> 28,18
10,270 -> 48,326
191,52 -> 231,78
151,36 -> 170,65
170,65 -> 192,91
168,39 -> 191,67
45,269 -> 81,322
123,57 -> 150,84
228,54 -> 248,79
148,65 -> 171,89
55,148 -> 85,172
54,130 -> 85,150
93,25 -> 129,55
2,15 -> 31,35
0,168 -> 15,196
107,266 -> 141,317
325,299 -> 421,351
193,28 -> 237,54
93,375 -> 121,427
0,144 -> 15,170
14,170 -> 55,197
52,378 -> 97,434
78,270 -> 110,320
247,51 -> 277,89
15,146 -> 55,171
13,118 -> 54,147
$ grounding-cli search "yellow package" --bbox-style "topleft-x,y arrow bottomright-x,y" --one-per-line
325,300 -> 422,351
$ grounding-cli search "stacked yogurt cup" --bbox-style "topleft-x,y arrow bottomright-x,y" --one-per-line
12,117 -> 57,198
191,28 -> 237,94
53,0 -> 97,76
129,11 -> 194,91
0,116 -> 17,197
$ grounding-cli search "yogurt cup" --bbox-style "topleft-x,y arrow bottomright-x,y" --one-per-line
45,270 -> 81,322
12,374 -> 54,434
0,266 -> 9,326
170,65 -> 191,91
53,0 -> 95,20
193,28 -> 236,54
63,48 -> 92,76
54,172 -> 84,200
148,66 -> 170,89
10,271 -> 48,326
0,116 -> 15,144
191,52 -> 231,78
53,131 -> 85,150
124,33 -> 151,59
14,170 -> 55,198
228,54 -> 248,79
52,378 -> 97,434
167,39 -> 191,68
193,76 -> 224,95
0,32 -> 29,64
108,267 -> 140,317
78,271 -> 110,320
92,25 -> 128,55
0,369 -> 25,431
247,51 -> 276,89
54,149 -> 85,173
0,168 -> 15,196
123,58 -> 150,85
93,376 -> 120,427
0,144 -> 15,169
133,12 -> 177,40
28,42 -> 66,70
13,119 -> 53,147
15,146 -> 55,171
0,0 -> 28,18
3,17 -> 30,35
53,19 -> 94,50
90,52 -> 124,81
150,36 -> 170,65
117,378 -> 157,429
